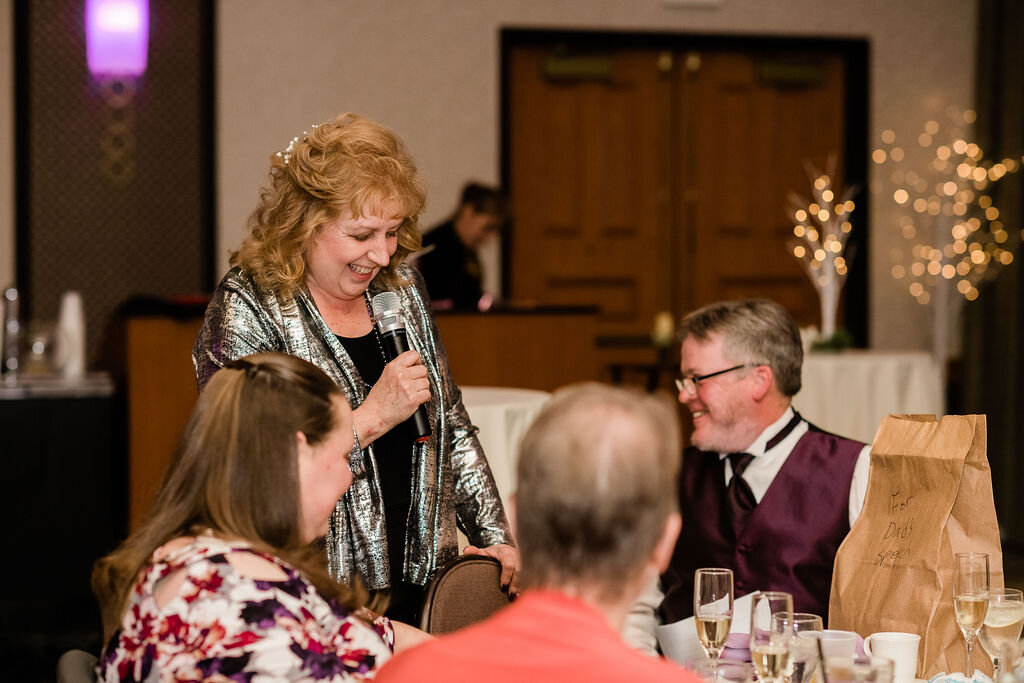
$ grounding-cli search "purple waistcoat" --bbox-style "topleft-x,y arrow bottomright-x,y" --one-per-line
661,423 -> 864,623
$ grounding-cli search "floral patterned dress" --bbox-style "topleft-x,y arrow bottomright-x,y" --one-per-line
97,535 -> 395,682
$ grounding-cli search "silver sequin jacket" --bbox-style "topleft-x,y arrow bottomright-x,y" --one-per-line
193,264 -> 513,588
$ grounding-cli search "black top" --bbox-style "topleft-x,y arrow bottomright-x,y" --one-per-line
336,331 -> 414,587
417,220 -> 482,310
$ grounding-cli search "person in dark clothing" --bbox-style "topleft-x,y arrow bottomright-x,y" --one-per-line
418,183 -> 506,310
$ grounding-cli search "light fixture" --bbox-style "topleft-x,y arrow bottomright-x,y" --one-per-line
85,0 -> 149,187
86,0 -> 150,78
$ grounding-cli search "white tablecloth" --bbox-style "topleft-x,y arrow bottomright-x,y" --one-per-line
792,350 -> 944,444
460,386 -> 550,506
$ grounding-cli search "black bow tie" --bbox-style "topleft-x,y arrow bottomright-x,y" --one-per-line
766,412 -> 802,450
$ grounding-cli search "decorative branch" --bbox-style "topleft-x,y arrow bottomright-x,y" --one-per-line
787,154 -> 858,339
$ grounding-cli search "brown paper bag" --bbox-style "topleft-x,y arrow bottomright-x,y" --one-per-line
829,414 -> 1003,678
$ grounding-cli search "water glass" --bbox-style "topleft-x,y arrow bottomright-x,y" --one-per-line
980,588 -> 1024,682
824,655 -> 895,683
773,612 -> 824,683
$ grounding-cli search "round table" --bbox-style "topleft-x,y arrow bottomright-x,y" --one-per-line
793,350 -> 944,444
460,385 -> 551,506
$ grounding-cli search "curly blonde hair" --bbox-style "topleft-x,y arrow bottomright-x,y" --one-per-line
232,113 -> 427,297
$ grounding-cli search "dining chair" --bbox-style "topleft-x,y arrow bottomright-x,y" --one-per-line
56,648 -> 97,683
419,555 -> 511,635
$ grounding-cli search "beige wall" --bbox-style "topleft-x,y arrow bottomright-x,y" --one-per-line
1,2 -> 977,350
1,0 -> 13,289
217,0 -> 976,351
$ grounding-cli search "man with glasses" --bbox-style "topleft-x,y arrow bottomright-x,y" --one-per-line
659,299 -> 870,624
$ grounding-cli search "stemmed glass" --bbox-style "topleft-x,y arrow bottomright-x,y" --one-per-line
750,591 -> 794,683
772,612 -> 824,683
954,552 -> 991,677
695,568 -> 735,678
688,661 -> 755,683
824,655 -> 895,683
979,588 -> 1024,682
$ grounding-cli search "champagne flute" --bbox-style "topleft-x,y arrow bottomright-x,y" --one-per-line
750,591 -> 794,683
980,588 -> 1024,682
772,612 -> 824,683
954,552 -> 991,677
695,568 -> 735,677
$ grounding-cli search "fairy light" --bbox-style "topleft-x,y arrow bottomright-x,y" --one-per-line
875,109 -> 1022,306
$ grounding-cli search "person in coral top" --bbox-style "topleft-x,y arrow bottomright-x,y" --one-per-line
376,383 -> 703,683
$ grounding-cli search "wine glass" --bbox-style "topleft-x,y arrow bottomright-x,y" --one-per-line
688,660 -> 755,683
1002,636 -> 1024,681
750,591 -> 794,683
824,655 -> 895,683
695,568 -> 735,677
980,588 -> 1024,682
772,612 -> 824,683
954,552 -> 991,677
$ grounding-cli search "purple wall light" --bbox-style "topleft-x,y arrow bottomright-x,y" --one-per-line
85,0 -> 149,78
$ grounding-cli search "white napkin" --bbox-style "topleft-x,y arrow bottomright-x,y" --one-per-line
928,673 -> 993,683
657,592 -> 755,666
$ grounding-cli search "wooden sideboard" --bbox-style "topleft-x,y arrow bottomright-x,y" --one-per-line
124,311 -> 204,529
123,303 -> 601,529
434,307 -> 600,391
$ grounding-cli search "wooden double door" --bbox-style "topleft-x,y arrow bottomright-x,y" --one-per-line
505,36 -> 862,375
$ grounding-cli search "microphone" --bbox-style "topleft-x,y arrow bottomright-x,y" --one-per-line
370,292 -> 432,443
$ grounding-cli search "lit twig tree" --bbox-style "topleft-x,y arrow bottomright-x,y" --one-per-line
873,106 -> 1022,364
787,155 -> 857,341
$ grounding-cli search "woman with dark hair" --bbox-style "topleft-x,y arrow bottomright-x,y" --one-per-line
93,353 -> 425,681
193,113 -> 517,622
417,182 -> 507,310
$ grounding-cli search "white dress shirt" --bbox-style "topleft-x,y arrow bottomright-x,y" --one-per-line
720,406 -> 871,526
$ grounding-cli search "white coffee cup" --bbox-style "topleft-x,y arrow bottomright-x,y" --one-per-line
809,629 -> 860,658
863,631 -> 920,683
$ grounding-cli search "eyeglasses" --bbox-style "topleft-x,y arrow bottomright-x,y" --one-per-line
675,364 -> 750,395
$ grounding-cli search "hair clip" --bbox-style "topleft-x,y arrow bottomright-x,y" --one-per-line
226,357 -> 260,377
276,123 -> 319,165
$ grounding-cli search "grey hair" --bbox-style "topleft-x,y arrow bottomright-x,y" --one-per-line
677,299 -> 803,396
515,383 -> 680,595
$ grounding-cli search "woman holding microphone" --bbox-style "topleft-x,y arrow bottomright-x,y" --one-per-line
193,113 -> 517,623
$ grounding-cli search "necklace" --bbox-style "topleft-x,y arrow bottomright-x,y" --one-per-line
362,291 -> 388,363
